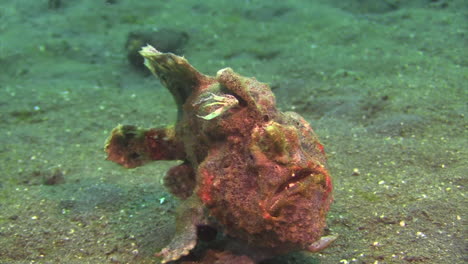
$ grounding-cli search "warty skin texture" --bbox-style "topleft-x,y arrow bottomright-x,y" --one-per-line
105,46 -> 336,263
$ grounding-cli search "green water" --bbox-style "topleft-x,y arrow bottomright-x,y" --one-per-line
0,0 -> 466,263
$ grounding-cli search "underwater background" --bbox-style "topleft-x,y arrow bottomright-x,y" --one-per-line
0,0 -> 466,263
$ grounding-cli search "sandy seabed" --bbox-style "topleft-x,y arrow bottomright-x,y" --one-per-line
0,0 -> 466,263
